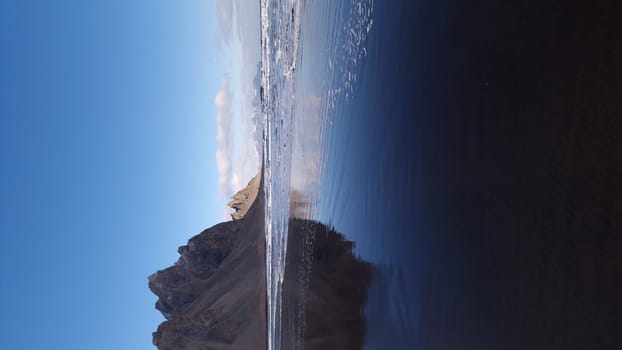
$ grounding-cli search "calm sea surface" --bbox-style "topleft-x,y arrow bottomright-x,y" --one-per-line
264,0 -> 622,349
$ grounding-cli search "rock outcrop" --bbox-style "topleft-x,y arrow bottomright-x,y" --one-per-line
228,173 -> 261,221
149,173 -> 265,350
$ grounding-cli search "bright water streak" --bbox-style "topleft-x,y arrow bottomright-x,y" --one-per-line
261,0 -> 303,349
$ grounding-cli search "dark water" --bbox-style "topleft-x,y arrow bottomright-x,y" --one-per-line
284,0 -> 622,349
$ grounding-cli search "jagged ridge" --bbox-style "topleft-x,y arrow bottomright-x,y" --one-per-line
148,173 -> 265,350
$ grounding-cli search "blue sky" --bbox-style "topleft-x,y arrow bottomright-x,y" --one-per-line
0,1 -> 258,349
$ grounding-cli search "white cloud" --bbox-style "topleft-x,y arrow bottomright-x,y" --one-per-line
214,75 -> 233,199
213,0 -> 262,205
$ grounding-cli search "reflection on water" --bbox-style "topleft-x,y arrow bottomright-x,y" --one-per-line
281,218 -> 373,350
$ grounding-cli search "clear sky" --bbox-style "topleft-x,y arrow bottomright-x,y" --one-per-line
0,1 -> 257,349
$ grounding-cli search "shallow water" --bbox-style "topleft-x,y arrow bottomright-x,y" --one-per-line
262,0 -> 374,348
264,0 -> 622,349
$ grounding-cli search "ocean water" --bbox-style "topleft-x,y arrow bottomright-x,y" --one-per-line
261,0 -> 373,348
263,0 -> 622,349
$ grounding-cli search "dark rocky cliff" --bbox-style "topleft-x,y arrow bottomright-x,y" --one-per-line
149,220 -> 241,320
149,176 -> 265,350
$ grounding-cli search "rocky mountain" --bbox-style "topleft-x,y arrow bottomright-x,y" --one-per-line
149,175 -> 265,350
